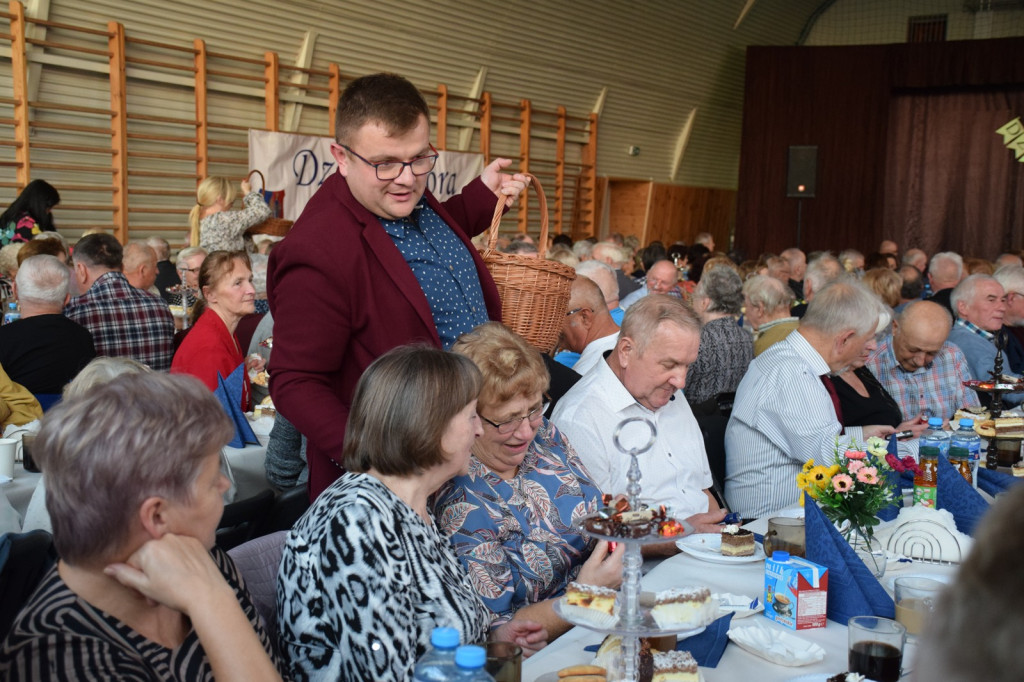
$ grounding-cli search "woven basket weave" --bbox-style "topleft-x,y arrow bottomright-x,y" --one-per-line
481,175 -> 575,354
245,170 -> 294,237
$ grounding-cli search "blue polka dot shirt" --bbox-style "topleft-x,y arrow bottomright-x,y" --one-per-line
381,200 -> 490,349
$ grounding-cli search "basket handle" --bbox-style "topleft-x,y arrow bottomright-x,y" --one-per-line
246,169 -> 266,193
485,174 -> 550,257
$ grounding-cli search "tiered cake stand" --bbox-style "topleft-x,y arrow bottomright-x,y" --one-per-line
557,417 -> 705,682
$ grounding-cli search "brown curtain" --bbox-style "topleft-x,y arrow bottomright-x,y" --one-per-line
884,89 -> 1024,257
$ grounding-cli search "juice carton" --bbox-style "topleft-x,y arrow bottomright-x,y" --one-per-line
764,552 -> 828,630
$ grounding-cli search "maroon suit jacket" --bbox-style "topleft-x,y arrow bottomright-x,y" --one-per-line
267,172 -> 502,498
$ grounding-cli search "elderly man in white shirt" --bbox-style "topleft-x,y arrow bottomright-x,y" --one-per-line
552,294 -> 726,553
561,274 -> 620,377
724,280 -> 896,519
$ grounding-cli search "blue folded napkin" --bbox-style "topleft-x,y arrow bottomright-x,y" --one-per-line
978,467 -> 1024,497
214,364 -> 259,449
935,455 -> 989,536
877,469 -> 902,522
803,499 -> 894,625
582,612 -> 734,668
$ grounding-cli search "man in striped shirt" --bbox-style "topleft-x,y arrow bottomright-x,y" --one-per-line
724,280 -> 896,519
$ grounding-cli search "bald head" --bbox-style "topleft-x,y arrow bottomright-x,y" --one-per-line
996,253 -> 1024,270
879,240 -> 899,256
780,248 -> 806,280
646,260 -> 679,295
891,300 -> 953,372
122,243 -> 157,291
562,275 -> 616,353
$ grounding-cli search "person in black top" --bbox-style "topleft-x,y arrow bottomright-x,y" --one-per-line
0,255 -> 94,395
145,236 -> 182,304
833,351 -> 928,438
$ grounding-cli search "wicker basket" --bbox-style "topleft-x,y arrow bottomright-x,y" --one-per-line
245,170 -> 294,237
481,175 -> 575,354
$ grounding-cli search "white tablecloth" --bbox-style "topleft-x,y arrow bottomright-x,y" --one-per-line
0,435 -> 272,532
523,549 -> 955,681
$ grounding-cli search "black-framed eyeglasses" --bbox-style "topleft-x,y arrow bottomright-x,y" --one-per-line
178,266 -> 200,273
341,143 -> 439,181
480,403 -> 545,435
566,307 -> 592,317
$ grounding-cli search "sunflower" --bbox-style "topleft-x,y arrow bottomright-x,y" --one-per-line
802,459 -> 816,474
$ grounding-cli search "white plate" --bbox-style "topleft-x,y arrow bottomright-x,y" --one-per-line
676,533 -> 766,564
713,592 -> 764,619
728,624 -> 826,667
785,676 -> 879,682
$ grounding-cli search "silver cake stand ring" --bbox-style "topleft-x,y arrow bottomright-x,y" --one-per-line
612,416 -> 657,456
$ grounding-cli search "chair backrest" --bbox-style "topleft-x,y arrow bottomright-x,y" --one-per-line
0,530 -> 57,641
255,485 -> 310,537
216,488 -> 274,551
32,394 -> 62,412
227,530 -> 287,640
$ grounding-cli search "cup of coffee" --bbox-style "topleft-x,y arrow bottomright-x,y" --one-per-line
848,615 -> 906,682
894,576 -> 943,636
483,640 -> 522,682
21,433 -> 39,473
763,517 -> 806,557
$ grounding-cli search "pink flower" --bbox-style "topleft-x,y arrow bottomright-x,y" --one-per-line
845,450 -> 867,460
885,453 -> 904,472
856,466 -> 879,484
832,473 -> 854,492
848,460 -> 866,474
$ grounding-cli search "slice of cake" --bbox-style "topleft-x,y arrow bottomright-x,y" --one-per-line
562,582 -> 618,627
995,417 -> 1024,438
593,636 -> 653,682
651,650 -> 699,682
720,524 -> 755,556
650,586 -> 716,629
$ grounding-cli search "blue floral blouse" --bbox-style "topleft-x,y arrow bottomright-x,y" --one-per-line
433,418 -> 603,625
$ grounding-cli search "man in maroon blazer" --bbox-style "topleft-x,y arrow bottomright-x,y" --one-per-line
268,73 -> 528,499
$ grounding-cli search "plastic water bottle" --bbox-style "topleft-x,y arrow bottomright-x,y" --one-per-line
2,301 -> 19,325
919,417 -> 950,457
950,418 -> 982,487
453,645 -> 495,681
413,627 -> 460,682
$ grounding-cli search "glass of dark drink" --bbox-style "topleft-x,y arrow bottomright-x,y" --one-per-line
848,616 -> 906,682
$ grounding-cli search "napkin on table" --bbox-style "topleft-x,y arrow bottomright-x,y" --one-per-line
214,365 -> 259,449
803,499 -> 894,625
935,455 -> 989,536
581,612 -> 734,668
977,466 -> 1023,497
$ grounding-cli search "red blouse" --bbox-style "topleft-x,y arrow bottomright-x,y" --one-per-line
171,309 -> 250,411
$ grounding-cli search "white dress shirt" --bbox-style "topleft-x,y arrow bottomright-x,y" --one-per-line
572,332 -> 618,377
551,358 -> 713,518
724,331 -> 865,519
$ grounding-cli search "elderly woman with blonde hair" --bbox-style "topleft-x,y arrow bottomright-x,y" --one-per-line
0,373 -> 285,680
188,176 -> 271,252
434,322 -> 623,642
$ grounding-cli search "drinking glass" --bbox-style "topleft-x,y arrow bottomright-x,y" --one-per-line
763,517 -> 805,557
848,615 -> 906,682
484,640 -> 522,682
894,576 -> 943,637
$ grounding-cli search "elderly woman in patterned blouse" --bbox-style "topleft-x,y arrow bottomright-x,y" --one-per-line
435,322 -> 624,643
276,345 -> 546,681
684,265 -> 754,407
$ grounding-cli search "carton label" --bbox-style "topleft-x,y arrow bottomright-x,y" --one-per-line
764,556 -> 828,630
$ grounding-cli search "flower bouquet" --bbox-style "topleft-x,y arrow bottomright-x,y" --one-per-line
796,436 -> 917,545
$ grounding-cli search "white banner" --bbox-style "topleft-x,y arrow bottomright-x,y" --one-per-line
247,129 -> 485,220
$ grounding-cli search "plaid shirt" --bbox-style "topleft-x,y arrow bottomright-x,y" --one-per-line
865,333 -> 980,422
957,318 -> 995,342
65,272 -> 174,371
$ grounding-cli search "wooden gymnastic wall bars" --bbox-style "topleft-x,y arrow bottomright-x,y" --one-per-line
0,0 -> 597,245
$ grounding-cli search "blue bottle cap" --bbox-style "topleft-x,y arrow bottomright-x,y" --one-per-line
772,551 -> 790,561
455,645 -> 486,669
928,417 -> 943,428
430,626 -> 460,649
959,418 -> 974,429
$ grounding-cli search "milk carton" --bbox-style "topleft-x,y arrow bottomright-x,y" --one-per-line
764,551 -> 828,630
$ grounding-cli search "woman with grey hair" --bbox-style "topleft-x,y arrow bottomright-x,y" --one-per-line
0,373 -> 284,680
685,266 -> 754,406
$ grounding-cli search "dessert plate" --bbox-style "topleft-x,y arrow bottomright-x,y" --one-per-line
728,624 -> 826,666
676,533 -> 766,564
552,599 -> 707,637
